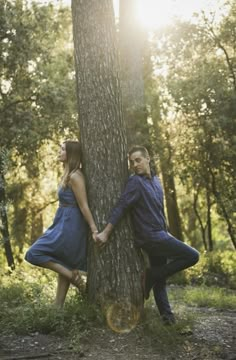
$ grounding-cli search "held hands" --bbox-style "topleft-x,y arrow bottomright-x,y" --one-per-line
91,224 -> 112,247
91,230 -> 108,247
92,231 -> 99,242
95,231 -> 109,247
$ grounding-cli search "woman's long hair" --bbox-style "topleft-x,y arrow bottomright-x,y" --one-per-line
61,141 -> 82,188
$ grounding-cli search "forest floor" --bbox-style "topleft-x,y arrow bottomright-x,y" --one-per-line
0,305 -> 236,360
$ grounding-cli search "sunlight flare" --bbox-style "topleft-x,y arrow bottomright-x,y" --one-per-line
136,0 -> 173,28
135,0 -> 218,29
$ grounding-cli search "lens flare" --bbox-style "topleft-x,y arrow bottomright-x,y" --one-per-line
106,300 -> 141,333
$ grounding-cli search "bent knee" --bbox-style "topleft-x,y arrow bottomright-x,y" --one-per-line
25,249 -> 36,264
191,250 -> 200,265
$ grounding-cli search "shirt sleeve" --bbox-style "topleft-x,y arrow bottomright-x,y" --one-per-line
108,175 -> 141,226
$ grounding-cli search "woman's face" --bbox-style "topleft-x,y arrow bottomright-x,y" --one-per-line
58,143 -> 67,163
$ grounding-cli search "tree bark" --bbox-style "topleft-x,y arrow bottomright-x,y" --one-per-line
193,189 -> 207,251
71,0 -> 144,315
160,157 -> 183,241
0,161 -> 15,269
206,188 -> 213,251
119,0 -> 149,148
148,90 -> 183,241
210,168 -> 236,249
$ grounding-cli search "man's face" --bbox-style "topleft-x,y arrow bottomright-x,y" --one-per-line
129,151 -> 150,176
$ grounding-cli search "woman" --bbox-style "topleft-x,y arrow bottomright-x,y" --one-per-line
25,140 -> 98,307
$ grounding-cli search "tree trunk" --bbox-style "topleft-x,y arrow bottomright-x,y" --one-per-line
0,159 -> 15,269
160,157 -> 183,241
193,189 -> 207,251
119,0 -> 149,148
206,188 -> 213,251
210,168 -> 236,249
71,0 -> 144,318
151,102 -> 183,241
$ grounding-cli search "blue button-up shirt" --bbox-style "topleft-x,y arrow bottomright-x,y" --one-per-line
108,174 -> 167,245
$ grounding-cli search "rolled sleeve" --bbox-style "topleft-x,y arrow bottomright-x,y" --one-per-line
108,175 -> 140,226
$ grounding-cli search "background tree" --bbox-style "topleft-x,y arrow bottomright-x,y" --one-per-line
0,1 -> 78,260
119,0 -> 149,147
149,0 -> 236,249
119,0 -> 183,240
0,149 -> 14,268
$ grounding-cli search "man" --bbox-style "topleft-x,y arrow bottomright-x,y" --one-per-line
96,145 -> 199,325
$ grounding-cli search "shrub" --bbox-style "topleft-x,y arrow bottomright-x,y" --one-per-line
170,250 -> 236,289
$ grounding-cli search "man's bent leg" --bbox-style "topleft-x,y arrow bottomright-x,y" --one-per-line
143,232 -> 199,282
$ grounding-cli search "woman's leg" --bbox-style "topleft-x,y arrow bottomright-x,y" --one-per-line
41,262 -> 83,306
55,274 -> 70,308
41,262 -> 73,307
42,261 -> 73,280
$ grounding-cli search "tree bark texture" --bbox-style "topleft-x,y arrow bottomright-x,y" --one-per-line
210,168 -> 236,249
71,0 -> 144,312
119,0 -> 149,147
206,188 -> 213,251
193,189 -> 207,251
160,158 -> 183,241
0,162 -> 15,269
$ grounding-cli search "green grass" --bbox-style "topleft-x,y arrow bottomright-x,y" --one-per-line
0,266 -> 103,340
169,285 -> 236,310
140,306 -> 195,352
0,265 -> 235,354
171,250 -> 236,289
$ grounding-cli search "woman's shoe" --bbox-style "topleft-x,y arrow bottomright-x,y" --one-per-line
71,270 -> 83,289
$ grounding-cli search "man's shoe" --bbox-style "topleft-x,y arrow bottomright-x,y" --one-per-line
161,314 -> 176,326
141,268 -> 153,300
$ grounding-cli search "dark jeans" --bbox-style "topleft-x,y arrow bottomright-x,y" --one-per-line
141,231 -> 199,317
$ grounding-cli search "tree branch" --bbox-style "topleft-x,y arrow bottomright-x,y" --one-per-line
0,96 -> 36,114
35,199 -> 58,214
205,21 -> 236,92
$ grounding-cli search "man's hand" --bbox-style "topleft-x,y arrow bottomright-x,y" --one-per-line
96,231 -> 109,247
95,223 -> 113,247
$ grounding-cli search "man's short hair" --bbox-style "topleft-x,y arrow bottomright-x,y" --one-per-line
128,145 -> 149,158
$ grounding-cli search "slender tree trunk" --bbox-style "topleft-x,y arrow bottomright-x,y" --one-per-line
148,91 -> 183,240
210,168 -> 236,249
0,167 -> 15,269
206,188 -> 213,251
119,4 -> 182,241
151,105 -> 184,241
193,189 -> 207,251
72,0 -> 144,316
119,0 -> 149,148
160,158 -> 183,241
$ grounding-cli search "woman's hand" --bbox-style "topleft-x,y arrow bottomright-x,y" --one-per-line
92,230 -> 99,242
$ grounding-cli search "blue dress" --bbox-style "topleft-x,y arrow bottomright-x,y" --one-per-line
25,187 -> 88,271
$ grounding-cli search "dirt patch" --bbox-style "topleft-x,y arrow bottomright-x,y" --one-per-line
0,308 -> 236,360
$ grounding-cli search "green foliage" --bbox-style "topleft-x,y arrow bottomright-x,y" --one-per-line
0,0 -> 78,156
0,264 -> 235,355
169,286 -> 236,310
148,0 -> 236,249
0,148 -> 9,176
0,265 -> 195,353
0,266 -> 104,339
171,250 -> 236,289
0,1 -> 79,256
142,306 -> 195,352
